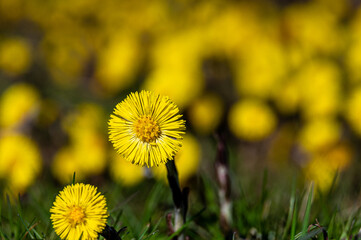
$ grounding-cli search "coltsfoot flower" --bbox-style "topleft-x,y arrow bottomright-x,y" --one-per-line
108,90 -> 186,167
50,183 -> 108,240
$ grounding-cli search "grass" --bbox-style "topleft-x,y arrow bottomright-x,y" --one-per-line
1,167 -> 360,240
1,141 -> 361,240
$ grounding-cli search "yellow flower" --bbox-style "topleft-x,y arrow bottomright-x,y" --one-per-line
298,118 -> 341,153
273,79 -> 300,114
108,90 -> 186,167
304,143 -> 352,192
0,38 -> 32,76
95,32 -> 140,95
142,29 -> 204,108
51,132 -> 106,183
228,99 -> 276,141
110,154 -> 144,186
283,1 -> 344,56
345,8 -> 361,85
304,155 -> 336,193
52,147 -> 84,184
296,59 -> 341,119
41,31 -> 89,88
345,87 -> 361,136
0,133 -> 41,194
188,93 -> 224,135
234,37 -> 287,99
52,103 -> 107,183
0,83 -> 40,128
50,183 -> 108,240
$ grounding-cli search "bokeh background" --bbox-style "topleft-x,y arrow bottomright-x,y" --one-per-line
1,0 -> 361,211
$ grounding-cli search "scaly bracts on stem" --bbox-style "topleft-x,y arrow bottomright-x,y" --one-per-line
215,132 -> 233,237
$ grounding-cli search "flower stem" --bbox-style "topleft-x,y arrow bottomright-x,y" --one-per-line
214,132 -> 233,238
100,224 -> 124,240
166,159 -> 188,240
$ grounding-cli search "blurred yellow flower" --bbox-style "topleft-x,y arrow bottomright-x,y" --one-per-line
41,31 -> 89,88
73,132 -> 107,175
188,93 -> 224,135
52,147 -> 83,184
298,118 -> 341,153
304,156 -> 337,193
234,37 -> 287,99
37,99 -> 59,127
345,87 -> 361,136
52,103 -> 107,183
273,79 -> 300,114
109,90 -> 186,167
204,2 -> 261,56
50,183 -> 108,240
144,67 -> 203,109
304,143 -> 352,192
110,154 -> 144,186
0,83 -> 40,129
0,38 -> 31,76
143,30 -> 204,108
228,99 -> 276,141
296,59 -> 341,119
62,103 -> 105,138
283,1 -> 344,56
95,32 -> 140,95
345,41 -> 361,85
52,133 -> 107,184
345,9 -> 361,85
152,134 -> 201,186
0,0 -> 23,21
0,134 -> 41,194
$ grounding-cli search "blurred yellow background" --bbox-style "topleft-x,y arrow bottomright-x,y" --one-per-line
0,0 -> 359,195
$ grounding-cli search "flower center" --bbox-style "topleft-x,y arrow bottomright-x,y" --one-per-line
68,206 -> 86,226
133,115 -> 161,143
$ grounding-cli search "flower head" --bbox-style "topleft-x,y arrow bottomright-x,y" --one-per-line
108,90 -> 186,167
50,183 -> 108,240
0,133 -> 41,195
0,83 -> 40,128
228,99 -> 276,141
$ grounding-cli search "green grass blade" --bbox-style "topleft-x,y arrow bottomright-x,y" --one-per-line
143,182 -> 165,224
6,194 -> 16,238
143,217 -> 162,240
290,198 -> 298,240
282,179 -> 297,240
18,213 -> 34,239
297,226 -> 323,240
339,209 -> 356,240
328,213 -> 335,238
301,183 -> 314,235
16,195 -> 34,239
112,209 -> 123,228
138,222 -> 151,239
166,208 -> 205,240
72,172 -> 76,184
0,231 -> 9,240
27,218 -> 43,239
